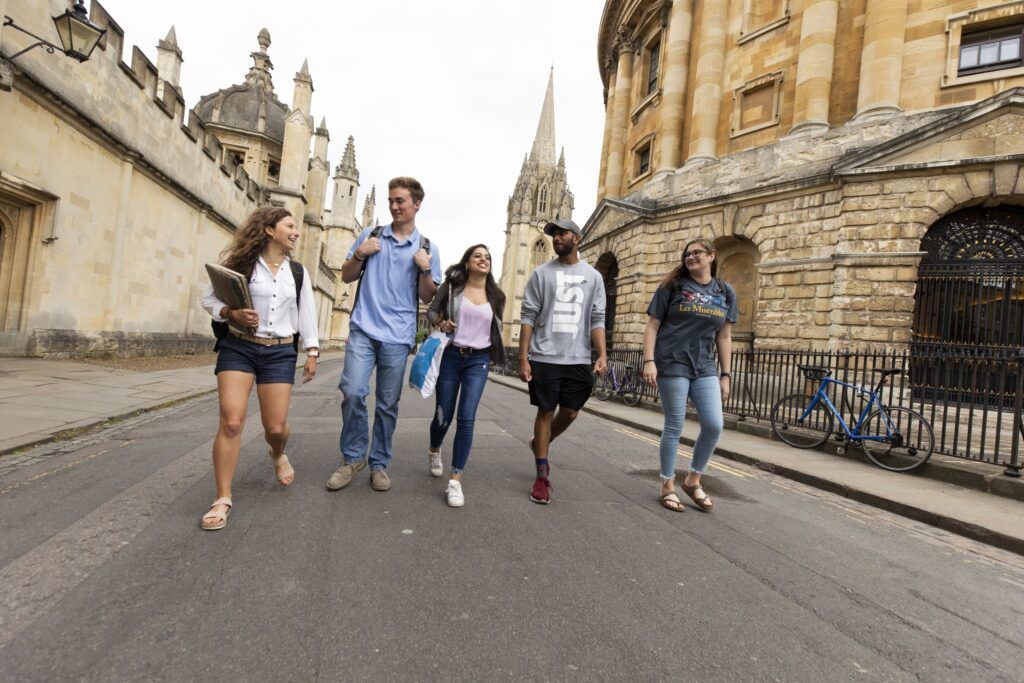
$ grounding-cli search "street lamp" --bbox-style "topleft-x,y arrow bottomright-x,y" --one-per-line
3,0 -> 106,62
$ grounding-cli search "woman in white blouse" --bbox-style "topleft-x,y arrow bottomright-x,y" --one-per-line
199,207 -> 319,530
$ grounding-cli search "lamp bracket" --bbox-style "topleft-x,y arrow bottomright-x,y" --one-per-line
3,16 -> 60,60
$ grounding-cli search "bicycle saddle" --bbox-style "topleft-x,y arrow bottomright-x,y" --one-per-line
874,368 -> 902,376
797,364 -> 831,379
624,364 -> 635,372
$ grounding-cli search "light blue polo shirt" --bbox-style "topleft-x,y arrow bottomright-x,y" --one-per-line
347,224 -> 442,346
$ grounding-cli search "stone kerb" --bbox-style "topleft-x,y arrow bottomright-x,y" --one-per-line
4,0 -> 264,230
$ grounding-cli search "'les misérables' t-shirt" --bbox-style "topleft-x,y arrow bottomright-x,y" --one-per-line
646,277 -> 738,378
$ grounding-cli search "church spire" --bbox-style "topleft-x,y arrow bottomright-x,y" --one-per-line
529,68 -> 556,167
336,135 -> 358,181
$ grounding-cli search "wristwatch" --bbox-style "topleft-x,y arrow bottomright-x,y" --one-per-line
307,349 -> 320,358
720,372 -> 731,378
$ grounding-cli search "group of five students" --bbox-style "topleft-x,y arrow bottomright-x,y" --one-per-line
199,176 -> 735,530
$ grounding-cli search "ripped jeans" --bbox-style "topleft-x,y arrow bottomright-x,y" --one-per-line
429,346 -> 490,473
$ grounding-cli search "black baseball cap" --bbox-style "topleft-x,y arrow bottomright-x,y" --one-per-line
543,218 -> 582,237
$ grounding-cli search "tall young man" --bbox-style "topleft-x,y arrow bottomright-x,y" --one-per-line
518,218 -> 607,504
327,177 -> 441,492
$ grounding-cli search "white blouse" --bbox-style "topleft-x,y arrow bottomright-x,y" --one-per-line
200,256 -> 320,350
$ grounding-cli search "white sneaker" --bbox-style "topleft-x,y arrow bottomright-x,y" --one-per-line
446,479 -> 464,507
428,449 -> 443,477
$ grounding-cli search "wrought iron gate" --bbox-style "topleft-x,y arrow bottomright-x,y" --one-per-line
911,207 -> 1024,406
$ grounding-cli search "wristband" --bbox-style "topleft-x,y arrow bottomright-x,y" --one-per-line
643,359 -> 655,365
354,252 -> 366,262
419,268 -> 431,276
720,372 -> 731,378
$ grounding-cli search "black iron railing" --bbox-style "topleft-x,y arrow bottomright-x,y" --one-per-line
495,345 -> 1023,474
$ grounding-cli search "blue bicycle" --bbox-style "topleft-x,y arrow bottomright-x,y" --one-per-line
769,364 -> 934,472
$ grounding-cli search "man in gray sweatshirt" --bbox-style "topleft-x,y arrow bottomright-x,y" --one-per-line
518,218 -> 607,504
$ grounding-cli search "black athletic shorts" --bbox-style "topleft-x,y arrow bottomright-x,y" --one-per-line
528,361 -> 595,412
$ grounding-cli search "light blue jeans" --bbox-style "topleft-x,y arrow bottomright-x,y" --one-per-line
656,374 -> 723,479
339,327 -> 411,470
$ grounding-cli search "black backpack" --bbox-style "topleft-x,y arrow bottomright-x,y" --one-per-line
211,260 -> 304,352
351,225 -> 431,322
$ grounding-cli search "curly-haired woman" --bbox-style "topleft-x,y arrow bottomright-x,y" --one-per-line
425,244 -> 506,507
198,207 -> 319,530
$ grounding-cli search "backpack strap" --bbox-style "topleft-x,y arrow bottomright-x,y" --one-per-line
351,225 -> 386,313
289,260 -> 304,351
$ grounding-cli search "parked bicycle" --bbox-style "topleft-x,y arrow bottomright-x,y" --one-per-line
769,364 -> 934,472
593,361 -> 643,407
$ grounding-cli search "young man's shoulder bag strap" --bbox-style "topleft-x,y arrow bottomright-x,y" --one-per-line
351,225 -> 386,312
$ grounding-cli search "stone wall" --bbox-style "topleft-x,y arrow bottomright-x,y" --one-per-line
0,0 -> 268,356
582,91 -> 1024,351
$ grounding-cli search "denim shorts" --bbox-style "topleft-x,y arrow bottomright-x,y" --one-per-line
214,334 -> 298,384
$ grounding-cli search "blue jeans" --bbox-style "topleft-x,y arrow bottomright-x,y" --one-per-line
656,374 -> 723,479
339,326 -> 411,470
429,347 -> 490,473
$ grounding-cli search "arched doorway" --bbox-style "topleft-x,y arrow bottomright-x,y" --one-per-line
912,206 -> 1024,352
911,206 -> 1024,405
594,252 -> 619,349
714,237 -> 761,350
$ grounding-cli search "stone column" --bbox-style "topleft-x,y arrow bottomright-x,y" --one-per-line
790,0 -> 838,136
604,36 -> 635,199
655,0 -> 694,175
854,0 -> 908,121
596,65 -> 617,202
685,0 -> 727,166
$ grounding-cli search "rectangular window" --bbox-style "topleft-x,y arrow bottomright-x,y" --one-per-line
958,27 -> 1024,76
637,146 -> 651,176
646,38 -> 661,96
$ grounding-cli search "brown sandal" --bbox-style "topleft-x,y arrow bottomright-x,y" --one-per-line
659,491 -> 686,513
682,483 -> 713,511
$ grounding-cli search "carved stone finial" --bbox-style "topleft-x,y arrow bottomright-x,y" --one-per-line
257,28 -> 271,52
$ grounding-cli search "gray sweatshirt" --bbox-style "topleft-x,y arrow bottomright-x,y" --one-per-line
520,259 -> 606,365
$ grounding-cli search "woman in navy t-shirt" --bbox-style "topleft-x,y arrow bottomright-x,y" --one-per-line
642,238 -> 736,513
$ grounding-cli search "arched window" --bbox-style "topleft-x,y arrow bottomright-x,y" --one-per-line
913,206 -> 1024,350
531,239 -> 548,269
538,186 -> 549,214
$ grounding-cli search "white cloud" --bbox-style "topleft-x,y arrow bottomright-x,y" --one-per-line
98,0 -> 606,276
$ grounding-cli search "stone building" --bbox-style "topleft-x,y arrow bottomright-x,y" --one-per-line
323,136 -> 376,342
498,71 -> 575,345
0,0 -> 366,355
585,0 -> 1024,355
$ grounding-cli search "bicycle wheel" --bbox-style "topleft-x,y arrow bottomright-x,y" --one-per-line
770,394 -> 834,448
593,374 -> 613,400
622,376 -> 643,407
859,407 -> 934,472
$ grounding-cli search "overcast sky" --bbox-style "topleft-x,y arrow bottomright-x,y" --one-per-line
100,0 -> 607,275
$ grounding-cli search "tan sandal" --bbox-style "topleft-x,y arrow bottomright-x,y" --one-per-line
682,483 -> 713,511
201,497 -> 232,530
272,452 -> 294,486
659,491 -> 686,513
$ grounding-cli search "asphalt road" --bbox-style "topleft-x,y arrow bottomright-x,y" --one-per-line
1,358 -> 1022,682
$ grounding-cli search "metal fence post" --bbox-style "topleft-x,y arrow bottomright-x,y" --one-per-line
1006,350 -> 1023,478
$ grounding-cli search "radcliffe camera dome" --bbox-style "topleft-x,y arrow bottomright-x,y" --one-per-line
194,28 -> 288,142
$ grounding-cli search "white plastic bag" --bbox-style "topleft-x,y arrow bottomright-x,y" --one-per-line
409,330 -> 450,398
